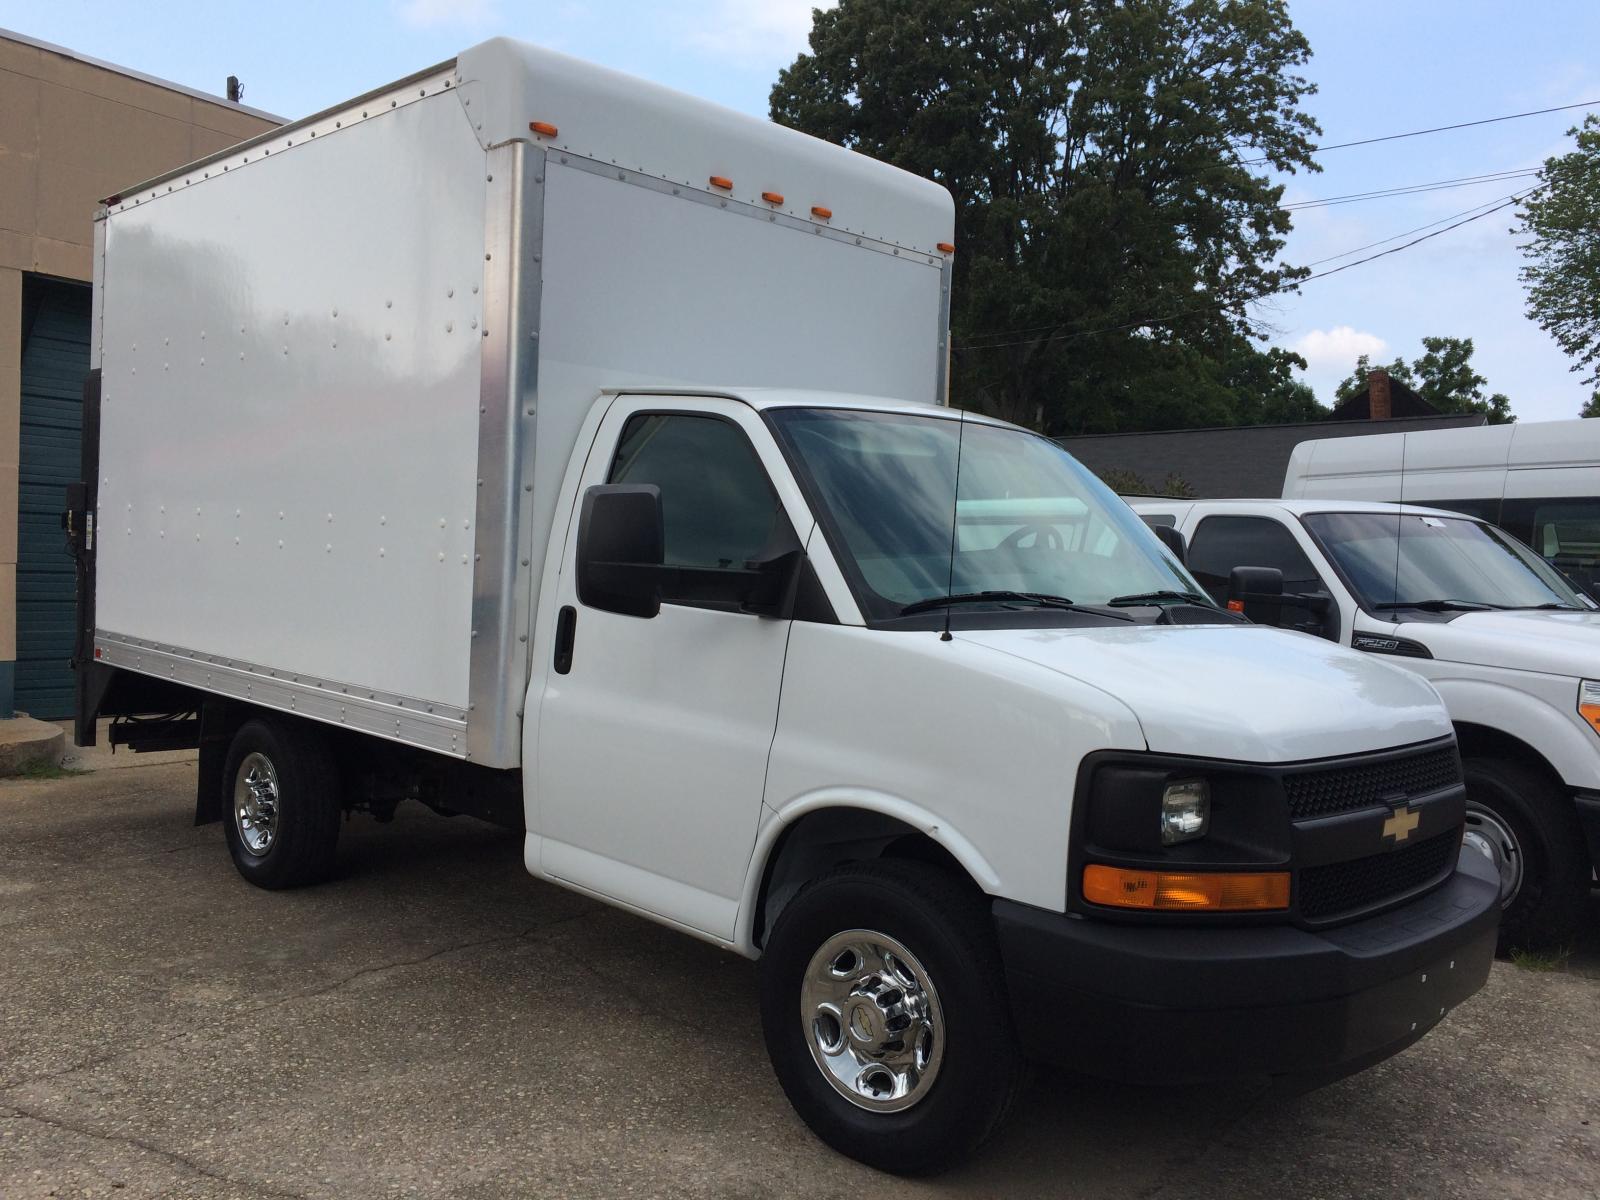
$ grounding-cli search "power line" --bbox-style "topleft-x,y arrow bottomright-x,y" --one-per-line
1300,190 -> 1530,267
952,189 -> 1540,353
1241,97 -> 1600,165
1283,167 -> 1541,210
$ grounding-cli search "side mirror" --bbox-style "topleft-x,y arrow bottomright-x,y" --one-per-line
1227,565 -> 1284,625
1152,524 -> 1186,565
577,485 -> 664,618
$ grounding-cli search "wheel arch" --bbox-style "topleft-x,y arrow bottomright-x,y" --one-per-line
1453,720 -> 1568,793
736,791 -> 1002,957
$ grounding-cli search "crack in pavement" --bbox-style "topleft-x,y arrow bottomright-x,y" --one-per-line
0,907 -> 599,1097
0,1102 -> 309,1199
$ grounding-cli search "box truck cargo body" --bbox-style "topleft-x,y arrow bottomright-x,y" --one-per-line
73,40 -> 1500,1173
88,39 -> 952,768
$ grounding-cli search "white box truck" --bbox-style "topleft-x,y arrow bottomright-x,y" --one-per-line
70,39 -> 1500,1173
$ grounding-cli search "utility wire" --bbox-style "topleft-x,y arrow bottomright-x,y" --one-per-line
953,189 -> 1540,353
1300,189 -> 1530,267
1283,167 -> 1542,210
1240,97 -> 1600,165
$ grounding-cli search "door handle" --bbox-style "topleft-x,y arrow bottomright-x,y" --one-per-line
553,606 -> 577,674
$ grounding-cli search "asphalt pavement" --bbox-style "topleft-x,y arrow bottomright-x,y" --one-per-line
2,760 -> 1596,1199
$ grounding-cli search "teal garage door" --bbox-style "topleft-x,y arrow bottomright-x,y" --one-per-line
17,279 -> 91,718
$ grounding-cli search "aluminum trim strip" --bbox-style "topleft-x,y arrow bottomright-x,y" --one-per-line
934,258 -> 953,406
465,142 -> 542,766
105,62 -> 458,210
552,151 -> 947,267
94,632 -> 469,757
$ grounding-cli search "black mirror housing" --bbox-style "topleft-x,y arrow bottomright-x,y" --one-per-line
577,485 -> 664,618
1228,565 -> 1284,625
1152,524 -> 1187,565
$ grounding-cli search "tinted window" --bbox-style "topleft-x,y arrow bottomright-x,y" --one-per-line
1500,498 -> 1600,600
609,414 -> 780,571
1141,514 -> 1177,529
1188,515 -> 1331,635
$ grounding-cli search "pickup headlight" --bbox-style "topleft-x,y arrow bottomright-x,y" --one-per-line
1160,779 -> 1211,845
1580,681 -> 1600,737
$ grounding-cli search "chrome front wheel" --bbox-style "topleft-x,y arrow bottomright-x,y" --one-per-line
800,928 -> 945,1113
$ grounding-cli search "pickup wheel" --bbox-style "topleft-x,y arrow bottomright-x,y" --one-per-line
759,859 -> 1021,1174
220,718 -> 342,890
1462,756 -> 1589,953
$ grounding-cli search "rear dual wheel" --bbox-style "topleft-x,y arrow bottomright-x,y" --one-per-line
759,860 -> 1022,1174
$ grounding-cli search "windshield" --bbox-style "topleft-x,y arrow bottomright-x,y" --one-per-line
1303,511 -> 1590,612
768,407 -> 1204,621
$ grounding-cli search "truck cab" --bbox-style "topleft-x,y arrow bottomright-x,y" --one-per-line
1133,498 -> 1600,952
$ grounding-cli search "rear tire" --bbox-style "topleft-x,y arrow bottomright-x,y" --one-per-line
1462,756 -> 1589,952
759,859 -> 1022,1174
221,717 -> 342,889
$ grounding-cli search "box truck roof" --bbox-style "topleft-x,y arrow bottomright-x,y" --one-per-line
107,37 -> 955,259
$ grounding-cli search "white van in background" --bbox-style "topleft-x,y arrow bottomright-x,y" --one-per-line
1282,418 -> 1600,597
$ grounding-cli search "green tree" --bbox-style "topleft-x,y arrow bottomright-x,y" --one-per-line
1334,338 -> 1513,424
1518,115 -> 1600,417
771,0 -> 1320,434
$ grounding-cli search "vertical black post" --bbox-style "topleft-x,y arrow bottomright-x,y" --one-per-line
69,367 -> 104,747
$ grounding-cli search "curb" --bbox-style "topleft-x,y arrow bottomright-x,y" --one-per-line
0,715 -> 67,777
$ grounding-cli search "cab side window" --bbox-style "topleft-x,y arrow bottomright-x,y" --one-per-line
1188,515 -> 1332,636
608,413 -> 781,572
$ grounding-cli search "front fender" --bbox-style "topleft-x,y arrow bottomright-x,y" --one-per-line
732,788 -> 1003,957
1433,676 -> 1600,790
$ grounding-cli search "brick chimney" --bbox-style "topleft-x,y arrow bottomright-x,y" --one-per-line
1367,368 -> 1392,421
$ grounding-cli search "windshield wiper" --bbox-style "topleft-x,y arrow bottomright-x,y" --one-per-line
899,590 -> 1134,621
1106,589 -> 1215,608
1515,602 -> 1584,611
1372,599 -> 1505,612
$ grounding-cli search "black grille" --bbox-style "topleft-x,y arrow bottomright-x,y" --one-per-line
1283,747 -> 1460,821
1298,830 -> 1458,921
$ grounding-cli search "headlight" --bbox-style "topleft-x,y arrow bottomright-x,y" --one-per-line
1160,779 -> 1211,845
1580,681 -> 1600,737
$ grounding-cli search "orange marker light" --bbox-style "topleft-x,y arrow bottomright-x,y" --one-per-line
1227,599 -> 1245,612
761,191 -> 784,205
709,175 -> 733,190
1083,865 -> 1290,912
529,121 -> 559,138
811,205 -> 832,220
936,242 -> 956,254
1580,681 -> 1600,736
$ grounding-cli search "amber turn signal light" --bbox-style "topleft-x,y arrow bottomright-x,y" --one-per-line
1083,865 -> 1289,912
1580,681 -> 1600,736
529,121 -> 559,138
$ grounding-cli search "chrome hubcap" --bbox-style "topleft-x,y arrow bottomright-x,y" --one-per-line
800,929 -> 944,1112
1464,802 -> 1523,907
233,752 -> 280,857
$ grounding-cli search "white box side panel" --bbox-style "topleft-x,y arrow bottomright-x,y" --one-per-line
97,93 -> 488,710
524,159 -> 943,619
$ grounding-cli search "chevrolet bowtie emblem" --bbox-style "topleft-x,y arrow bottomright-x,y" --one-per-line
1382,804 -> 1421,843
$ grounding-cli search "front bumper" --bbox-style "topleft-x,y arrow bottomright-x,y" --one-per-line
994,849 -> 1500,1085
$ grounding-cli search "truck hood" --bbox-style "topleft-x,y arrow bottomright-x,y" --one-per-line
1400,609 -> 1600,679
956,623 -> 1450,763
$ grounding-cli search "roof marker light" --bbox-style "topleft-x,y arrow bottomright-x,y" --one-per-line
529,121 -> 559,138
811,206 -> 832,220
761,191 -> 784,205
936,242 -> 956,254
709,175 -> 733,190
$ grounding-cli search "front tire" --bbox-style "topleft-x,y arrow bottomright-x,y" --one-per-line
759,860 -> 1022,1174
1462,756 -> 1589,952
221,717 -> 342,889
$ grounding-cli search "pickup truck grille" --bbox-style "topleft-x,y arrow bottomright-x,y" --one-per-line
1283,747 -> 1461,821
1298,830 -> 1459,921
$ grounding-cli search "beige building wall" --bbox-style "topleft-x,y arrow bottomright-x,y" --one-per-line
0,31 -> 278,705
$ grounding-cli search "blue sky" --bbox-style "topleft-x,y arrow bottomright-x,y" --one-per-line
5,1 -> 1597,421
